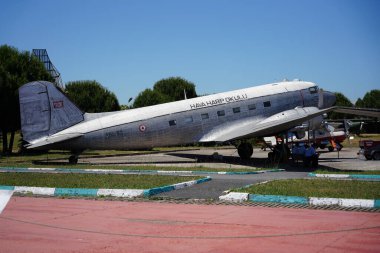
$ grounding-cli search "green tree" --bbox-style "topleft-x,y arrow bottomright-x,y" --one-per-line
355,90 -> 380,109
0,45 -> 52,154
153,77 -> 197,101
133,77 -> 197,108
65,80 -> 120,113
133,89 -> 170,108
120,105 -> 129,110
328,92 -> 353,119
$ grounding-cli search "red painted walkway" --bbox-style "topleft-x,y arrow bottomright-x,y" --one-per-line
0,197 -> 379,253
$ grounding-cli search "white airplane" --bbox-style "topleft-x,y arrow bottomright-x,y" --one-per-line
19,80 -> 379,163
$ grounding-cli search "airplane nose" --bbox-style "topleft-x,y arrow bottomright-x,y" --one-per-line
323,91 -> 336,107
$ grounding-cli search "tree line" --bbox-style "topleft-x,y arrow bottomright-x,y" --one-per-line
0,44 -> 379,154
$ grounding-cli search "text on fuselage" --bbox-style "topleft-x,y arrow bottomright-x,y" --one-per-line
189,93 -> 248,110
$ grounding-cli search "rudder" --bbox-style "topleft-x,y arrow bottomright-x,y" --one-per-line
19,81 -> 84,144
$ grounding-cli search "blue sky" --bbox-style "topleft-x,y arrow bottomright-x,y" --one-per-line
1,0 -> 379,104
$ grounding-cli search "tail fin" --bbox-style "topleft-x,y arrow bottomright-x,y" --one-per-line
19,81 -> 84,144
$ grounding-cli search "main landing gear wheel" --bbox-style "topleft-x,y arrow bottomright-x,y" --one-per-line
238,143 -> 253,160
69,155 -> 79,164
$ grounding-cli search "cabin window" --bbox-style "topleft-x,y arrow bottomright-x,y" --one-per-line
169,120 -> 177,126
263,101 -> 271,107
233,107 -> 240,113
248,104 -> 256,110
217,110 -> 225,117
309,86 -> 318,94
184,116 -> 193,123
201,113 -> 209,120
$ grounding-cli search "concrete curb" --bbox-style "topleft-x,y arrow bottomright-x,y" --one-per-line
219,192 -> 248,202
143,177 -> 211,196
0,167 -> 284,175
0,177 -> 211,198
308,173 -> 380,180
219,192 -> 380,208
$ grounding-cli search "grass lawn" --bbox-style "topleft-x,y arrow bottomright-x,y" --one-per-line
238,179 -> 380,199
0,173 -> 203,189
341,133 -> 380,148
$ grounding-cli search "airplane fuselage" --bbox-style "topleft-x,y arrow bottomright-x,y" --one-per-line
50,81 -> 324,151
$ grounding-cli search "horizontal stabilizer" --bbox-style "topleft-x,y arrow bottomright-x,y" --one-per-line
333,107 -> 380,118
26,133 -> 83,149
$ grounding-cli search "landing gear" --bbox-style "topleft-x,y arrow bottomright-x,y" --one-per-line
69,155 -> 78,164
268,144 -> 290,163
68,150 -> 83,164
328,146 -> 334,152
237,143 -> 253,160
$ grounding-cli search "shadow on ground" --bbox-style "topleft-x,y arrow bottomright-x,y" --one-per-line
27,150 -> 350,173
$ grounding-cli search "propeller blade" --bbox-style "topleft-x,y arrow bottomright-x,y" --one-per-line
318,89 -> 324,109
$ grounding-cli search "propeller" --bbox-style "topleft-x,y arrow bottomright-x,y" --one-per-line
321,120 -> 335,133
343,119 -> 351,144
318,88 -> 324,109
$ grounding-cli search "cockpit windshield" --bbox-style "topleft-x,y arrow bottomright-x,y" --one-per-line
309,86 -> 319,94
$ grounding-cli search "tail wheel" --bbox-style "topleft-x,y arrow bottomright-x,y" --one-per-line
238,143 -> 253,160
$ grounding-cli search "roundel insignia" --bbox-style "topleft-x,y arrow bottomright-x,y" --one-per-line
139,125 -> 146,132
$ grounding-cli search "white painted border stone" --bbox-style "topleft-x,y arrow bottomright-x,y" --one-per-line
221,192 -> 378,209
97,189 -> 144,198
315,174 -> 350,178
14,186 -> 55,195
27,167 -> 56,171
84,169 -> 124,173
157,170 -> 193,174
173,180 -> 196,190
339,199 -> 374,208
219,192 -> 249,202
309,197 -> 340,206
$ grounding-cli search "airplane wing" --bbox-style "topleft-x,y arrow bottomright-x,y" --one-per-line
26,133 -> 84,149
199,107 -> 334,142
199,106 -> 380,143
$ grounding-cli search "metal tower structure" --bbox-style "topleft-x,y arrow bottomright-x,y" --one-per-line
32,49 -> 64,89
